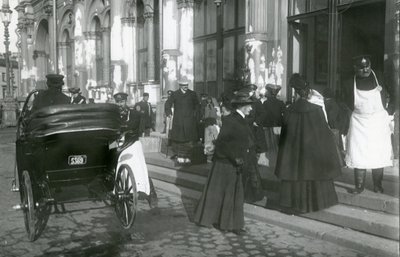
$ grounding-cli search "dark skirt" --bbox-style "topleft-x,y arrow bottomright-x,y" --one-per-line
193,161 -> 244,231
264,127 -> 280,153
243,151 -> 264,203
279,180 -> 338,213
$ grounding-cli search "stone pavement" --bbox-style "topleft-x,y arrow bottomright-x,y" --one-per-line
0,189 -> 372,257
0,127 -> 379,257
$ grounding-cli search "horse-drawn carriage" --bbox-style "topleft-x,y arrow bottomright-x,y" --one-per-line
11,90 -> 151,241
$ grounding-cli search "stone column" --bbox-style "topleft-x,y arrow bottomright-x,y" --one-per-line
83,31 -> 99,97
245,0 -> 269,91
101,27 -> 111,88
16,19 -> 30,96
44,2 -> 56,73
144,8 -> 155,81
34,50 -> 49,90
57,41 -> 70,91
177,0 -> 194,89
110,0 -> 125,93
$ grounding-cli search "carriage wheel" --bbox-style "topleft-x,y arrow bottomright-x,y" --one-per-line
114,165 -> 137,229
21,170 -> 38,241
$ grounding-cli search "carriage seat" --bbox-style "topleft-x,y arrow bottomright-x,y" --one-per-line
23,104 -> 122,138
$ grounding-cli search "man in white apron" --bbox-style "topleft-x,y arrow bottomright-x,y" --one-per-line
344,56 -> 393,194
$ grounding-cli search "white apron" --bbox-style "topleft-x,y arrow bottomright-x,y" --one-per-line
345,71 -> 392,169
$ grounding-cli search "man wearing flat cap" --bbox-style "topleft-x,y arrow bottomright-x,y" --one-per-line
135,92 -> 155,137
342,55 -> 394,194
31,74 -> 70,112
165,78 -> 200,164
69,87 -> 86,104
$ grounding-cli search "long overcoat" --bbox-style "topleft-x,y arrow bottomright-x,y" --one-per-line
165,89 -> 199,142
274,99 -> 342,181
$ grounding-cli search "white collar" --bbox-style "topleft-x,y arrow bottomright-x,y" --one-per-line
236,109 -> 245,118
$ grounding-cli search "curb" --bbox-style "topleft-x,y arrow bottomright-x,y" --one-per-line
152,179 -> 399,257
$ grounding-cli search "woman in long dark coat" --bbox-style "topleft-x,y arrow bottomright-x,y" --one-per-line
274,74 -> 341,213
193,89 -> 254,234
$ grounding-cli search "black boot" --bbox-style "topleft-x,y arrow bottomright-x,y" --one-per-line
353,169 -> 366,194
372,168 -> 384,193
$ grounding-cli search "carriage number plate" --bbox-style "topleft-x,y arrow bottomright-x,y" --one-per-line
68,155 -> 87,165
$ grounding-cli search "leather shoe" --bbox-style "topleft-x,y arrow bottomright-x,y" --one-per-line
231,228 -> 246,235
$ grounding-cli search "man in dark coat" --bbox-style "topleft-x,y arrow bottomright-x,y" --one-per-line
135,92 -> 155,136
31,74 -> 70,112
69,87 -> 86,104
165,79 -> 200,164
342,55 -> 394,194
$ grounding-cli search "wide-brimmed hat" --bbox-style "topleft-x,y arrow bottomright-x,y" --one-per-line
46,74 -> 64,88
289,73 -> 308,90
68,87 -> 81,94
352,55 -> 371,68
231,88 -> 256,105
113,92 -> 128,102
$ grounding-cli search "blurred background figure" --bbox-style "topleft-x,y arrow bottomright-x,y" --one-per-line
135,92 -> 155,137
69,87 -> 86,104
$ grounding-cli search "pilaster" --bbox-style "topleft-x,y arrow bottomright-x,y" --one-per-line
245,0 -> 269,91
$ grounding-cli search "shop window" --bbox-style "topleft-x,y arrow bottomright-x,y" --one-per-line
291,0 -> 307,15
193,0 -> 245,96
289,14 -> 329,89
310,0 -> 328,11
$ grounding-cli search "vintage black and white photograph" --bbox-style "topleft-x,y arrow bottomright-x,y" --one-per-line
0,0 -> 399,256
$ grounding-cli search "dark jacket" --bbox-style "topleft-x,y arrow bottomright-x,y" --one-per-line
263,97 -> 285,127
275,99 -> 342,181
31,88 -> 70,112
213,111 -> 251,166
165,89 -> 199,142
135,100 -> 154,129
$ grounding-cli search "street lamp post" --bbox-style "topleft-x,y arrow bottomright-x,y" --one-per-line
1,1 -> 17,127
1,2 -> 11,97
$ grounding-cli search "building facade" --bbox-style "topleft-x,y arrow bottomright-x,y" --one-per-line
15,0 -> 399,126
0,54 -> 20,100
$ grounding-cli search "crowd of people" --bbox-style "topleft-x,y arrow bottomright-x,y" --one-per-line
29,54 -> 397,235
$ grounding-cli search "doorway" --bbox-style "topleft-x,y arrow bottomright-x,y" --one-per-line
339,1 -> 386,83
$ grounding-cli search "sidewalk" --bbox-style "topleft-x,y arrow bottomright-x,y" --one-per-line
144,151 -> 399,257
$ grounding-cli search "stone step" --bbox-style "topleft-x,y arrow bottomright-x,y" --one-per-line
146,155 -> 399,240
145,152 -> 399,214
